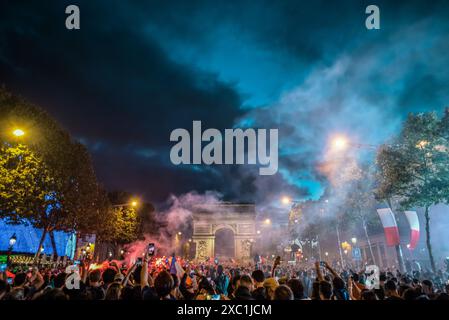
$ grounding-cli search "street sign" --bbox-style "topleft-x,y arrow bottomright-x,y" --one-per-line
352,247 -> 362,261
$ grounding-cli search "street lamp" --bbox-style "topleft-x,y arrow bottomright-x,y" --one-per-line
9,233 -> 17,248
332,135 -> 348,151
12,128 -> 25,137
7,233 -> 17,266
329,134 -> 377,152
281,196 -> 292,205
281,196 -> 301,206
264,218 -> 271,225
325,252 -> 329,257
112,198 -> 140,208
351,237 -> 357,245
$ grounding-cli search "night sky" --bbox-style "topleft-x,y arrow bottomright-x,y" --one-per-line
1,0 -> 449,208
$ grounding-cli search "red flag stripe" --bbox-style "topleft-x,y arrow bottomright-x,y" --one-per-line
384,226 -> 400,246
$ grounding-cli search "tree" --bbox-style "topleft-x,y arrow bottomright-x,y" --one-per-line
95,192 -> 141,258
376,111 -> 449,272
0,88 -> 105,257
0,144 -> 53,224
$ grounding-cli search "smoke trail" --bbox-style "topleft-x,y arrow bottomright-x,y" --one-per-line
124,191 -> 223,262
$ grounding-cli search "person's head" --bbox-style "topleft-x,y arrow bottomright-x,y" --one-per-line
105,282 -> 122,300
154,271 -> 174,298
238,275 -> 253,291
384,280 -> 398,296
13,272 -> 27,287
3,288 -> 24,300
332,277 -> 346,291
217,265 -> 224,275
198,277 -> 215,295
436,293 -> 449,300
102,268 -> 117,286
361,290 -> 378,300
287,278 -> 305,299
274,285 -> 294,300
263,278 -> 279,300
114,273 -> 124,283
319,281 -> 332,300
252,286 -> 267,300
251,270 -> 265,285
35,288 -> 68,301
64,281 -> 90,300
233,286 -> 253,300
89,269 -> 102,285
231,274 -> 241,291
422,279 -> 433,295
278,277 -> 288,286
121,285 -> 142,300
402,287 -> 419,300
54,272 -> 67,289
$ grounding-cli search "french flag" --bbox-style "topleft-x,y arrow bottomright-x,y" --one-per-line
376,207 -> 400,246
404,210 -> 420,250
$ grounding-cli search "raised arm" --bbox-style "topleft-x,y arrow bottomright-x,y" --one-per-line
140,254 -> 149,288
315,261 -> 324,282
324,261 -> 339,279
122,262 -> 137,287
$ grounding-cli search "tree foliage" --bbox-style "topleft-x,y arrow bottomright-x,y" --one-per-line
375,111 -> 449,271
0,88 -> 106,254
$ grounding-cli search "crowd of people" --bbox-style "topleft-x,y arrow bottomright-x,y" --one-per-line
1,254 -> 448,301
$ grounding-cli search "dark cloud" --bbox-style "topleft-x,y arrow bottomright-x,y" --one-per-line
1,0 -> 449,208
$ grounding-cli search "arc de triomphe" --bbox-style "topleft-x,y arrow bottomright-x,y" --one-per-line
192,203 -> 256,262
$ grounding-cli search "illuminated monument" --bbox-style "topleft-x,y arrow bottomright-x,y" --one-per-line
192,203 -> 256,262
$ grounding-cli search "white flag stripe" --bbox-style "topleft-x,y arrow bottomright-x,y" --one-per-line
377,208 -> 398,228
404,211 -> 420,231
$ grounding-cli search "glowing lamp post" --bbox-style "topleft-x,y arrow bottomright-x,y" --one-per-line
332,136 -> 348,151
9,233 -> 17,248
281,196 -> 292,205
112,198 -> 140,208
12,128 -> 25,137
7,233 -> 17,266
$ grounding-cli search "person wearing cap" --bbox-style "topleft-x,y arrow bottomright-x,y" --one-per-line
263,277 -> 279,300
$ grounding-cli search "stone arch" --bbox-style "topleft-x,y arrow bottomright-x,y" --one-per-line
192,204 -> 256,262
